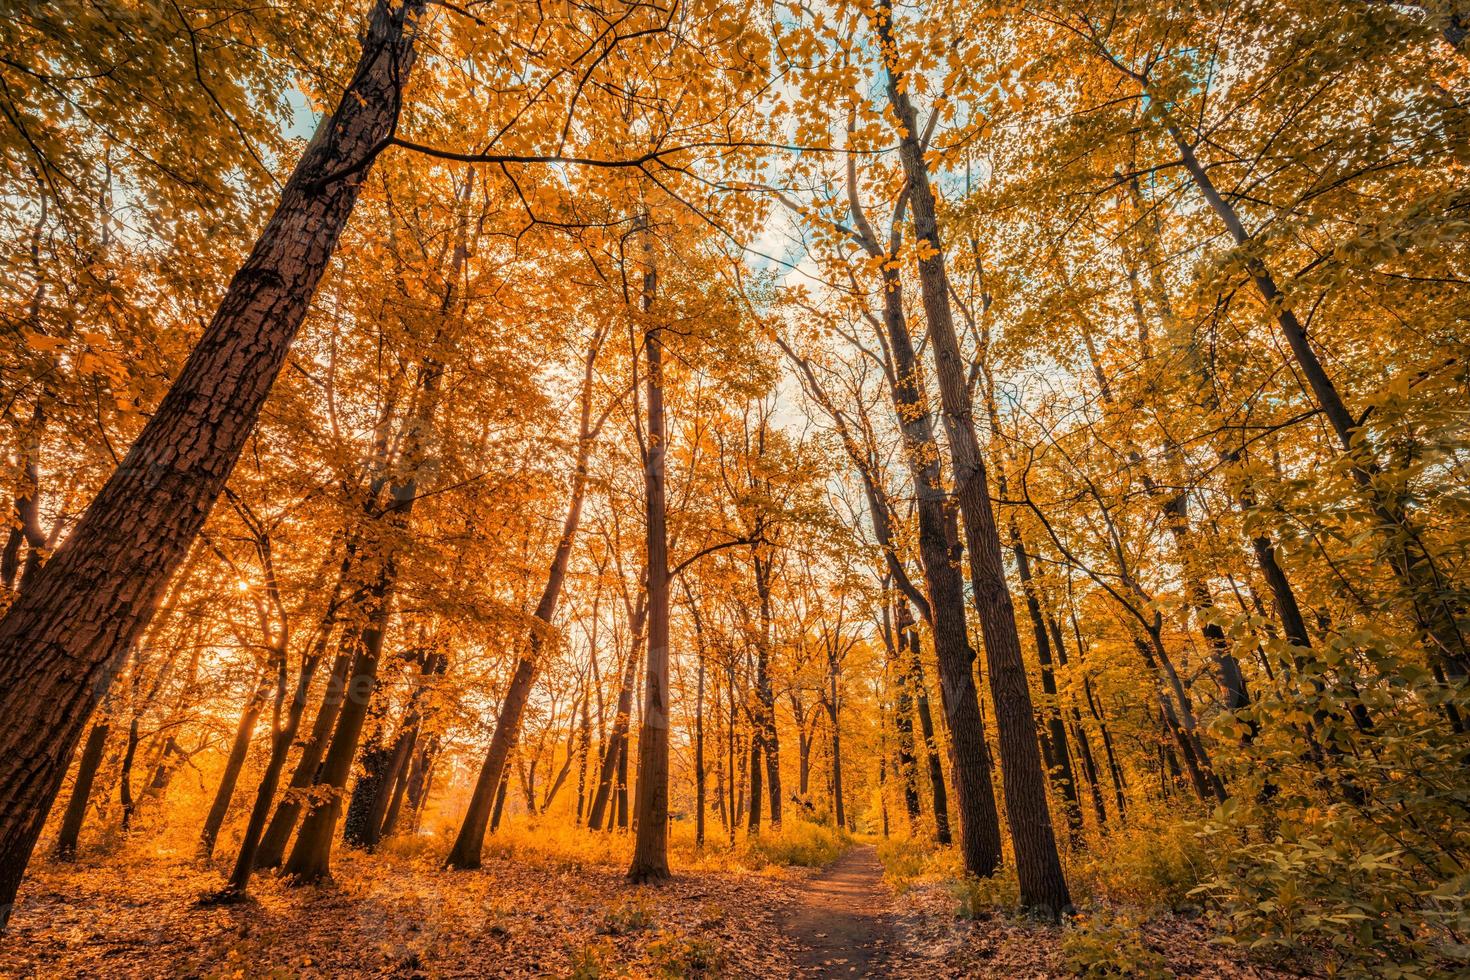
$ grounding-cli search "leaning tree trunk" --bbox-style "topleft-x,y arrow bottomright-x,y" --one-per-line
833,97 -> 1001,875
198,672 -> 274,861
1157,103 -> 1467,675
874,0 -> 1069,915
224,647 -> 325,894
52,722 -> 110,862
445,327 -> 605,868
0,0 -> 426,928
254,647 -> 353,868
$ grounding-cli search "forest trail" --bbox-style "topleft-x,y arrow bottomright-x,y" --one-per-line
781,844 -> 894,977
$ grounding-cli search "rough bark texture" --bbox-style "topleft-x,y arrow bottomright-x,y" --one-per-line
832,94 -> 1000,874
874,0 -> 1070,914
0,0 -> 425,928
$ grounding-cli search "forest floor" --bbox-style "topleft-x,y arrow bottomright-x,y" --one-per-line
0,840 -> 1302,978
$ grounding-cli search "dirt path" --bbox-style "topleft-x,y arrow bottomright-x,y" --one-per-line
780,844 -> 894,977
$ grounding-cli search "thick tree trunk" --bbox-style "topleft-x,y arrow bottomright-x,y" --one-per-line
343,737 -> 392,847
356,651 -> 442,851
0,0 -> 425,926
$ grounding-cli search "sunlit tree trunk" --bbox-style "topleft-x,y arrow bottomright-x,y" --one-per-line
448,324 -> 607,868
629,235 -> 671,879
197,671 -> 273,861
587,603 -> 645,831
874,0 -> 1069,913
0,0 -> 426,926
254,647 -> 352,869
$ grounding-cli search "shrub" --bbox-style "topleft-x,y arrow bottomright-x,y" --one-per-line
647,931 -> 725,977
1074,813 -> 1210,910
1060,912 -> 1172,978
599,895 -> 658,935
945,867 -> 1021,920
741,819 -> 848,869
875,834 -> 956,891
1193,828 -> 1470,977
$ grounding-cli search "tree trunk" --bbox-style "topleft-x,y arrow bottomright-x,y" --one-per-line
880,605 -> 922,824
629,241 -> 671,880
828,684 -> 844,830
875,0 -> 1069,913
746,732 -> 763,834
1158,105 -> 1467,674
689,590 -> 707,848
282,576 -> 394,883
0,0 -> 426,926
198,672 -> 273,861
446,325 -> 604,868
225,649 -> 326,894
900,609 -> 951,845
254,647 -> 353,869
118,717 -> 142,832
53,722 -> 109,861
586,604 -> 646,832
490,771 -> 509,832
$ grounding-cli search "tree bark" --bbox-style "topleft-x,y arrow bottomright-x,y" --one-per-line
587,603 -> 646,832
873,0 -> 1069,914
254,647 -> 352,869
629,234 -> 671,880
0,0 -> 426,927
